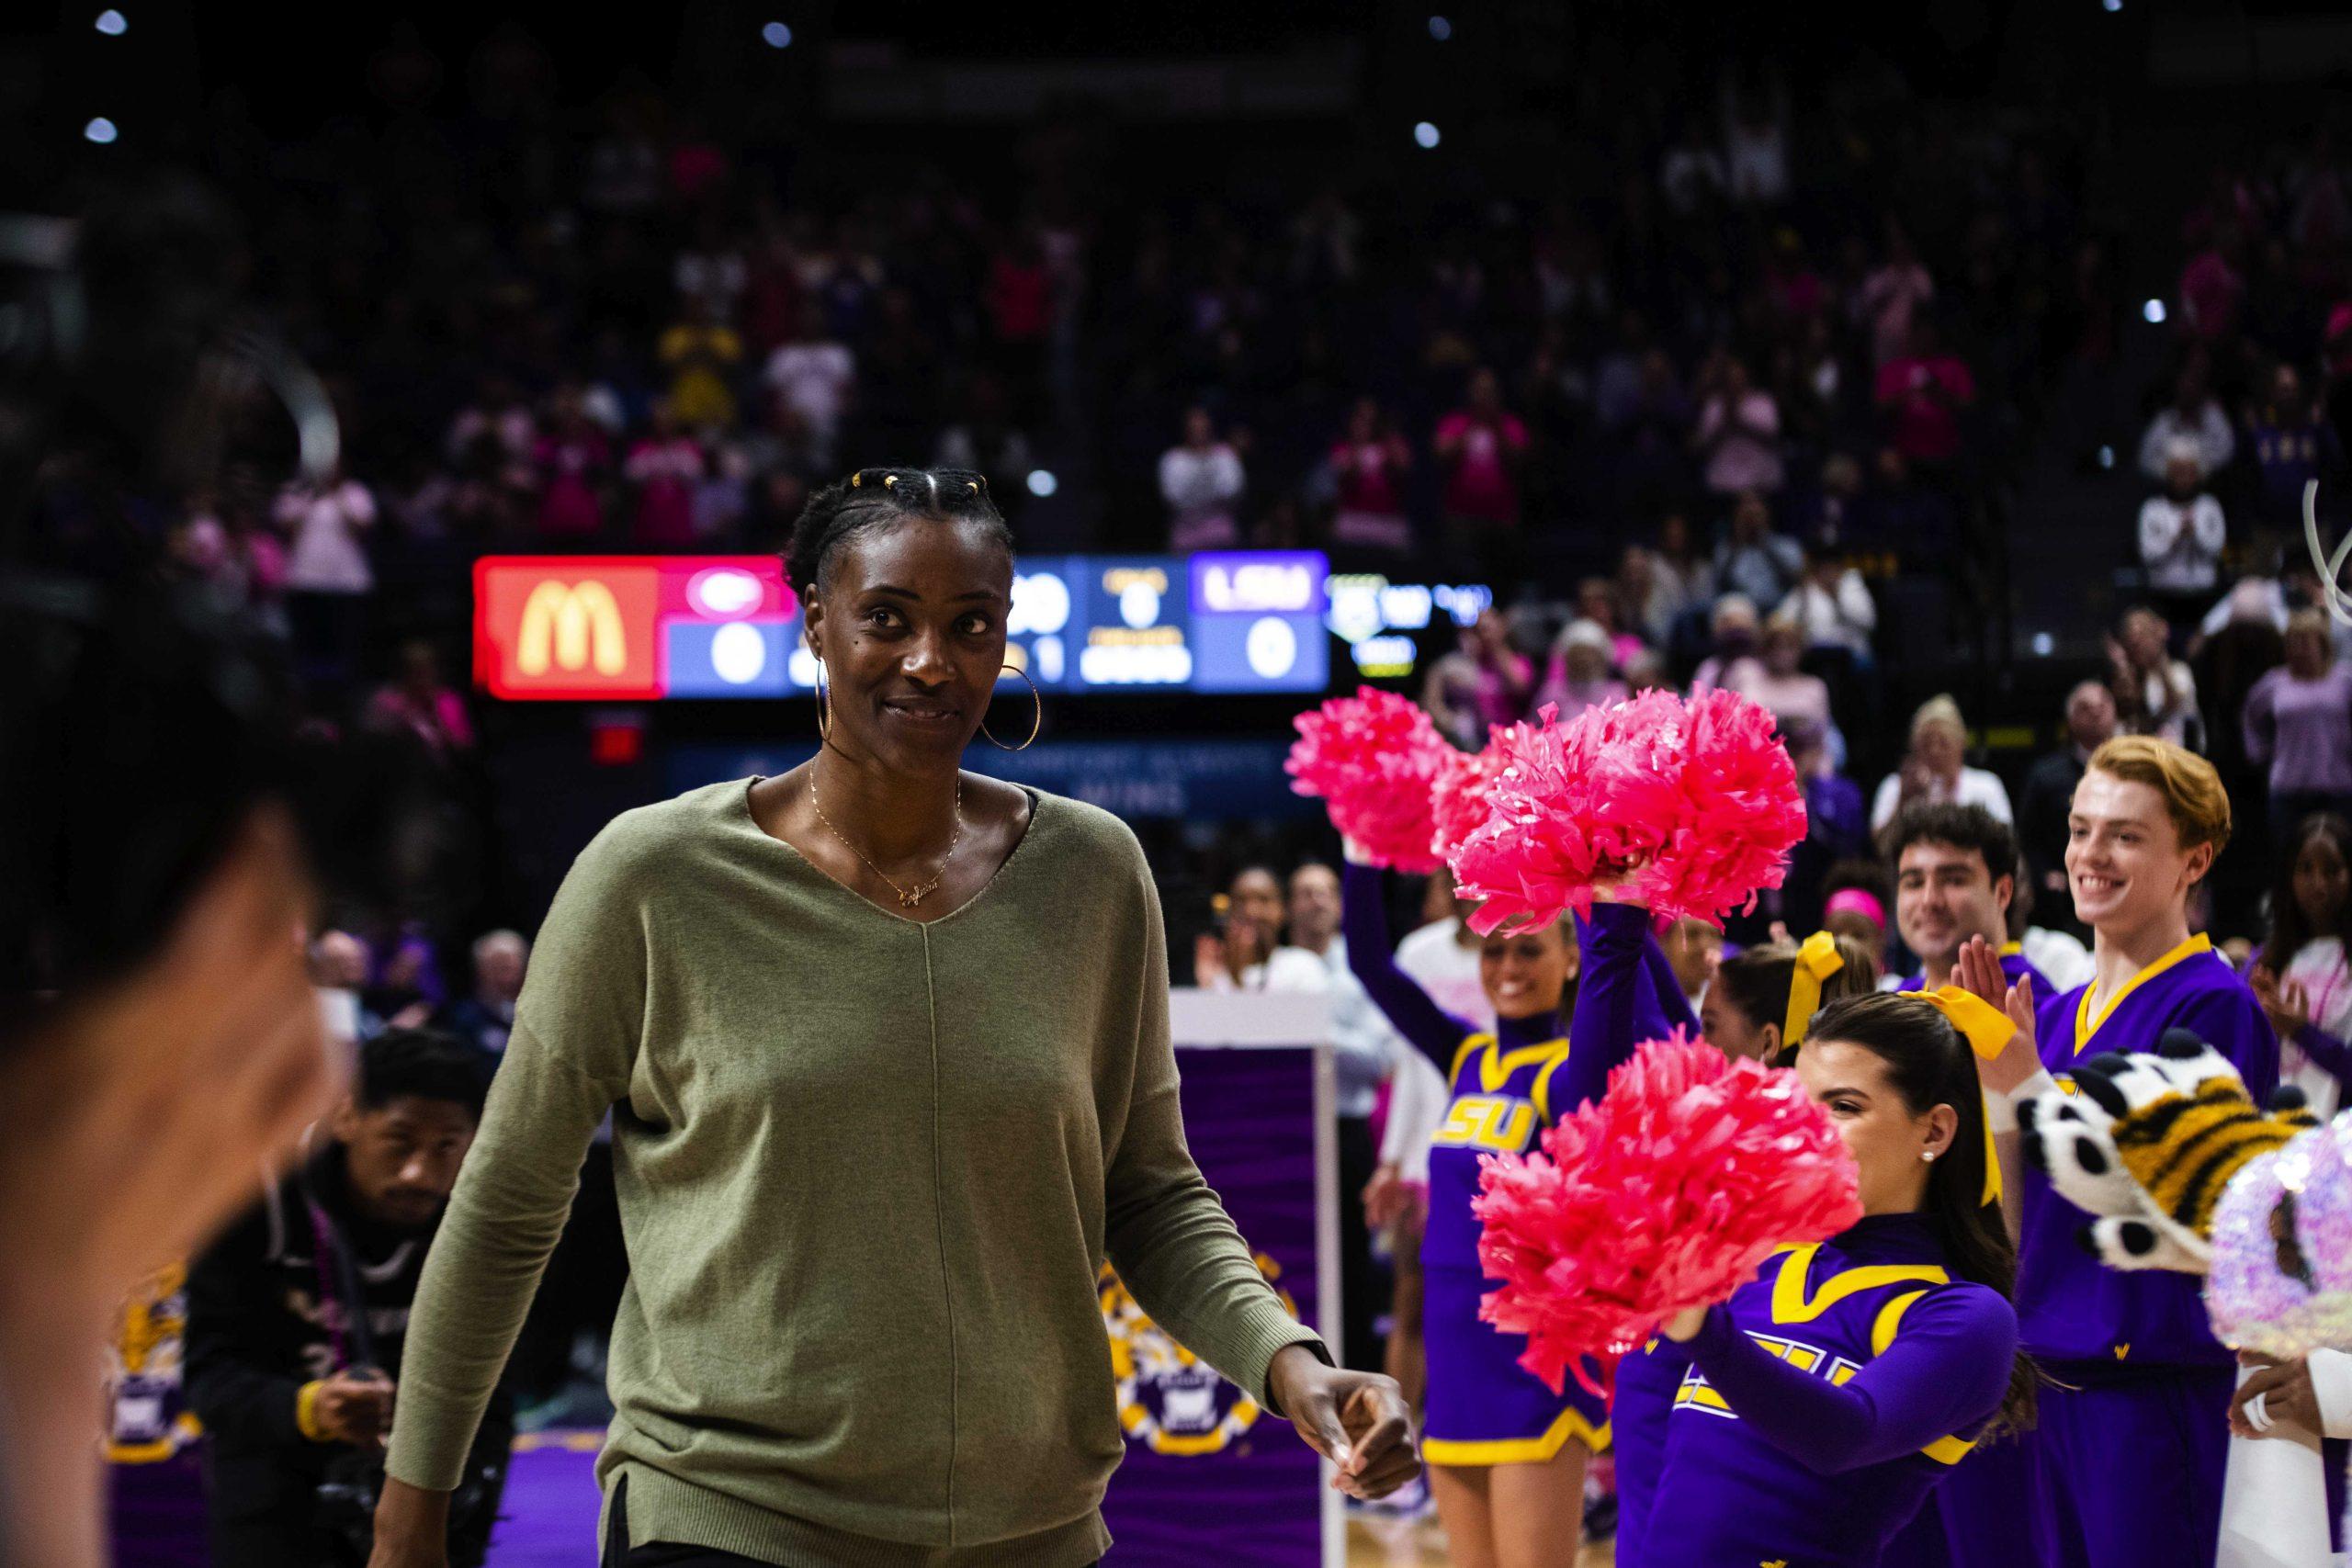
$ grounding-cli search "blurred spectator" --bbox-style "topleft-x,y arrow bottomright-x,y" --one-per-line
2138,355 -> 2235,483
1821,859 -> 1895,960
657,291 -> 745,434
2245,610 -> 2352,849
1194,866 -> 1283,989
366,931 -> 445,1032
1461,607 -> 1535,728
1260,863 -> 1404,1371
1615,350 -> 1694,516
1327,397 -> 1416,560
1659,118 -> 1727,216
1691,355 -> 1784,496
2020,680 -> 2120,933
1724,75 -> 1792,207
1433,368 -> 1529,582
1690,592 -> 1762,692
445,375 -> 537,479
1624,648 -> 1671,694
1662,917 -> 1724,1011
1792,452 -> 1867,551
624,402 -> 706,549
1857,225 -> 1934,368
311,930 -> 380,1044
2250,813 -> 2352,1120
984,228 -> 1055,415
933,374 -> 1036,509
1777,542 -> 1878,658
763,302 -> 855,468
275,465 -> 377,683
1419,649 -> 1486,750
1573,575 -> 1646,668
532,384 -> 612,543
1535,619 -> 1630,719
2138,441 -> 2228,623
2177,222 -> 2245,344
2109,604 -> 2204,750
2246,363 -> 2343,526
1782,716 -> 1871,931
1873,317 -> 1976,470
1713,490 -> 1803,607
1871,694 -> 2013,839
1159,406 -> 1247,552
740,394 -> 826,492
1724,613 -> 1837,745
365,641 -> 475,761
444,931 -> 528,1058
1644,512 -> 1717,641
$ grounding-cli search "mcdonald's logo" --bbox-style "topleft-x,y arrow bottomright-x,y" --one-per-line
476,559 -> 660,699
519,581 -> 628,675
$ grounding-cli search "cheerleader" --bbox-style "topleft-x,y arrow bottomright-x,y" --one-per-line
1617,991 -> 2031,1567
1560,899 -> 1871,1566
1699,932 -> 1879,1062
1880,797 -> 2059,1568
1340,853 -> 1595,1567
1559,894 -> 1697,1568
2001,736 -> 2277,1568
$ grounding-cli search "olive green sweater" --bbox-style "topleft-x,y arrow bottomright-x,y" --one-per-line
385,779 -> 1323,1567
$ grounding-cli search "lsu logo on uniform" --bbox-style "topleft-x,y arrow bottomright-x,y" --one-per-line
1431,1094 -> 1536,1152
1101,1252 -> 1300,1457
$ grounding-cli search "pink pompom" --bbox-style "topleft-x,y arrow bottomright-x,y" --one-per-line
1448,689 -> 1806,932
1428,719 -> 1536,863
1472,1031 -> 1862,1396
1287,688 -> 1453,873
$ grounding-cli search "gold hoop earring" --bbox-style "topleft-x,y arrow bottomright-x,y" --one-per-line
980,663 -> 1041,750
814,659 -> 831,742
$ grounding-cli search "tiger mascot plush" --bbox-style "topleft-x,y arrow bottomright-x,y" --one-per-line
2017,1028 -> 2340,1357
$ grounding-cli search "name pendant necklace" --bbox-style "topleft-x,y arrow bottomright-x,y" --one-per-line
810,764 -> 963,908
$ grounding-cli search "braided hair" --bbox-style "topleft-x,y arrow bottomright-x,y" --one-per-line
784,467 -> 1012,602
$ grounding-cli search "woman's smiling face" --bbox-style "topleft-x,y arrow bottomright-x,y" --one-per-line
804,514 -> 1012,770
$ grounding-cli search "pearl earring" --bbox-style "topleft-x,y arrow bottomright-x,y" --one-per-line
1922,1150 -> 1938,1163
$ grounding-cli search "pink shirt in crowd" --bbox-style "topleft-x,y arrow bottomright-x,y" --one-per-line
1874,355 -> 1975,463
627,436 -> 706,547
1435,412 -> 1528,522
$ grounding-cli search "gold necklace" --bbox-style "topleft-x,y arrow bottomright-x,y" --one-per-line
809,766 -> 963,908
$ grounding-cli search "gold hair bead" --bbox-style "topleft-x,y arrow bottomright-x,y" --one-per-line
850,472 -> 862,487
884,475 -> 898,488
968,480 -> 980,493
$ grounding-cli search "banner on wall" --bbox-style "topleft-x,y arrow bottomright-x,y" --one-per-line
1098,991 -> 1339,1568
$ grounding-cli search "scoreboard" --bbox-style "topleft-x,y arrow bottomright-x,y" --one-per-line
474,551 -> 1333,700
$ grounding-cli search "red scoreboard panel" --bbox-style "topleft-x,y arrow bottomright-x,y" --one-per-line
472,556 -> 797,700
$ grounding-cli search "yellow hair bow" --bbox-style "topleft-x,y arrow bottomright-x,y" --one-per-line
1781,931 -> 1845,1049
1919,987 -> 2018,1208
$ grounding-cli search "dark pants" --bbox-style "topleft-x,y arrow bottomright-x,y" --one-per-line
1337,1112 -> 1384,1372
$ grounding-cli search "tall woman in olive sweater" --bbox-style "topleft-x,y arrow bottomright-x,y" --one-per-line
369,468 -> 1413,1568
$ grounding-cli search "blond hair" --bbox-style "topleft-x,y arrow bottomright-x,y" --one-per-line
1911,694 -> 1966,743
2086,735 -> 2232,857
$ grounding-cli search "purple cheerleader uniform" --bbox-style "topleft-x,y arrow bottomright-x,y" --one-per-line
2019,935 -> 2276,1568
1883,944 -> 2062,1568
1619,1215 -> 2018,1568
1340,863 -> 1609,1464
